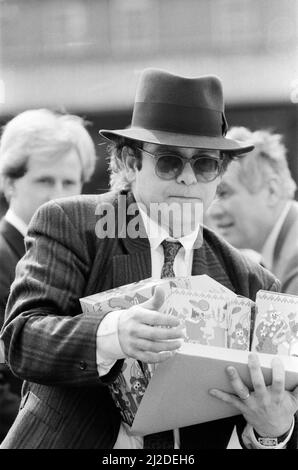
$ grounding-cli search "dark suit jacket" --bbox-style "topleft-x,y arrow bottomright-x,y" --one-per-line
0,218 -> 25,327
0,218 -> 24,441
272,201 -> 298,295
0,191 -> 293,449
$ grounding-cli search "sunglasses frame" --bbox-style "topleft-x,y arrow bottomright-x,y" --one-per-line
136,147 -> 223,182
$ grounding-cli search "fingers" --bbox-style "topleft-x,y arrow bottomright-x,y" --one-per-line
132,337 -> 183,353
247,353 -> 266,397
136,323 -> 185,341
118,301 -> 185,361
225,365 -> 251,400
139,310 -> 181,328
209,388 -> 246,413
141,286 -> 166,311
130,350 -> 177,364
271,356 -> 285,400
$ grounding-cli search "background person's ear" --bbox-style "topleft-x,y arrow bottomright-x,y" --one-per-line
2,176 -> 15,203
266,175 -> 282,207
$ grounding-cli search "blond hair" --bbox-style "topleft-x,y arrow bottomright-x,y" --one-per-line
226,127 -> 296,199
0,109 -> 97,189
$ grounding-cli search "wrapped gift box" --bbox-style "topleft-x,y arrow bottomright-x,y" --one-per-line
251,290 -> 298,356
80,275 -> 236,426
130,290 -> 298,434
79,274 -> 236,316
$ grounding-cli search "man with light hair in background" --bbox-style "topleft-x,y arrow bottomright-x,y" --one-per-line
208,126 -> 298,295
0,108 -> 97,442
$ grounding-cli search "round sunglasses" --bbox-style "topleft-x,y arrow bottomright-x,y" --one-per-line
137,147 -> 222,182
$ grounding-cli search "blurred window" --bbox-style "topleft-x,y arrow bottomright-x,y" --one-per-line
108,0 -> 159,57
0,0 -> 297,62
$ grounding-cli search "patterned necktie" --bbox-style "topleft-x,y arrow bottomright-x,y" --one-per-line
143,240 -> 182,449
160,240 -> 182,278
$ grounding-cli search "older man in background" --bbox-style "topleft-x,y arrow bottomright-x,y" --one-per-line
0,108 -> 97,441
208,127 -> 298,295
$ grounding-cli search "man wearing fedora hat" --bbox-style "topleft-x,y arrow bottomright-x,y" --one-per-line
1,68 -> 298,449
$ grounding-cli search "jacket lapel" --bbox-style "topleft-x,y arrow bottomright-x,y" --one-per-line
192,234 -> 236,293
84,191 -> 151,295
0,218 -> 25,258
113,191 -> 151,286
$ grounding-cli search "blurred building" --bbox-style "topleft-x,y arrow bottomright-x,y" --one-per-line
0,0 -> 297,196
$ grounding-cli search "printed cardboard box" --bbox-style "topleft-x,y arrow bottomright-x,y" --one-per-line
129,290 -> 298,434
251,290 -> 298,356
130,343 -> 298,435
79,274 -> 236,316
80,275 -> 236,426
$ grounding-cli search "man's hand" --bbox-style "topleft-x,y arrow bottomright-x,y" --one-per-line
209,353 -> 298,437
118,287 -> 185,364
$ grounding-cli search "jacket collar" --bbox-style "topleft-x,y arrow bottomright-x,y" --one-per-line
273,201 -> 298,264
0,217 -> 25,258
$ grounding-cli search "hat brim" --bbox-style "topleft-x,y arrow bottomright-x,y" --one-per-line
99,128 -> 254,156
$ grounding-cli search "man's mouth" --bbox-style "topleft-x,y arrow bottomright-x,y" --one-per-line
216,222 -> 234,231
168,196 -> 202,201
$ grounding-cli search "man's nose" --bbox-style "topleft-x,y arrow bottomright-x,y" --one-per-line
48,182 -> 65,199
176,161 -> 197,185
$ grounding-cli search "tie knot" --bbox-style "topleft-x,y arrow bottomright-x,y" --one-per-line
162,240 -> 182,258
161,240 -> 182,278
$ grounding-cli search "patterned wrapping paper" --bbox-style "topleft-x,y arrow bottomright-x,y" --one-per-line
251,290 -> 298,357
163,290 -> 253,350
79,275 -> 238,426
227,296 -> 253,351
163,289 -> 230,347
79,274 -> 236,316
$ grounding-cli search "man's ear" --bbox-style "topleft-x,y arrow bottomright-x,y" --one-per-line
266,176 -> 281,207
121,146 -> 137,176
2,177 -> 15,203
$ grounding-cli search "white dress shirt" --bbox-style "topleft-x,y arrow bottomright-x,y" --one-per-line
96,206 -> 201,448
261,202 -> 291,271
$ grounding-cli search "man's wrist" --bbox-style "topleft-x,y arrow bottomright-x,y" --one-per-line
242,417 -> 295,449
253,423 -> 293,446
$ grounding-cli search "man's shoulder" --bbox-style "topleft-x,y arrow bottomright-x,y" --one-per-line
275,201 -> 298,260
32,192 -> 119,226
43,192 -> 118,212
203,225 -> 279,297
203,225 -> 255,265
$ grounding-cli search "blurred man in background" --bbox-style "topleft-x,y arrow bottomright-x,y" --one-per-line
0,108 -> 97,442
208,127 -> 298,295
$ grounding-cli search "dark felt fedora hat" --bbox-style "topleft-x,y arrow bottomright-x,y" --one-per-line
100,68 -> 254,155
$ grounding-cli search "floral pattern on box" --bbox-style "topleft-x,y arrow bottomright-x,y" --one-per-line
251,290 -> 298,356
227,296 -> 253,351
163,289 -> 231,347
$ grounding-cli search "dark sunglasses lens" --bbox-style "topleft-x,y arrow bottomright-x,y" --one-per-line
193,156 -> 220,181
156,155 -> 183,179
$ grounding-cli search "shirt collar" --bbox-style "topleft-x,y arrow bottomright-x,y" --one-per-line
4,209 -> 28,237
138,204 -> 202,252
261,201 -> 291,270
